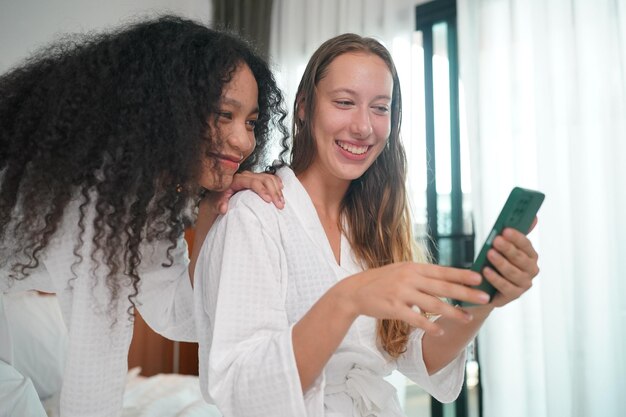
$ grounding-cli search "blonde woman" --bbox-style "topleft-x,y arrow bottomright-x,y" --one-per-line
195,33 -> 539,416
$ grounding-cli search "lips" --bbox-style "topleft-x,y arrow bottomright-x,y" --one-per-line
336,140 -> 370,155
335,140 -> 372,160
210,153 -> 242,171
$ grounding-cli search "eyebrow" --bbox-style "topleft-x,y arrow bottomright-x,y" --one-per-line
221,97 -> 259,114
329,88 -> 391,101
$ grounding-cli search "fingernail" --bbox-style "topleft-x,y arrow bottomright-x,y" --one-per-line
479,292 -> 491,303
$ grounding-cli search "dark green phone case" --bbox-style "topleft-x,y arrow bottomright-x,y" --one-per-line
460,187 -> 545,307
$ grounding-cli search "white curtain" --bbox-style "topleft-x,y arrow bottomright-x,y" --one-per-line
458,1 -> 626,417
269,0 -> 428,125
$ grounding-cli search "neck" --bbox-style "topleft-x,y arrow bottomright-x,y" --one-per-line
296,168 -> 349,221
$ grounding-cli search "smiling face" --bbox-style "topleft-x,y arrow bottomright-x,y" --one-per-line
199,63 -> 259,191
303,52 -> 393,185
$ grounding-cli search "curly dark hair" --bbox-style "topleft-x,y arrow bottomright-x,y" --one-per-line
0,15 -> 289,315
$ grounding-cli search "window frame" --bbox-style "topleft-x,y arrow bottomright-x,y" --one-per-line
415,1 -> 481,417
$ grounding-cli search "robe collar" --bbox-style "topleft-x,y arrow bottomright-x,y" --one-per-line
277,167 -> 361,274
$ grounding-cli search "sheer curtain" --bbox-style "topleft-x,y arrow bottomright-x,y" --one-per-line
458,1 -> 626,417
269,0 -> 427,123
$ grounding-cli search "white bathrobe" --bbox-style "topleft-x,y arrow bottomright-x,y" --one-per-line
195,167 -> 465,417
0,198 -> 196,417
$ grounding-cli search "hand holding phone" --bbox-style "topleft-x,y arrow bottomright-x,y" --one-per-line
460,187 -> 545,307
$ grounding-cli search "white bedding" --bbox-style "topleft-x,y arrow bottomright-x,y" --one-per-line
39,369 -> 222,417
122,368 -> 222,417
1,292 -> 220,417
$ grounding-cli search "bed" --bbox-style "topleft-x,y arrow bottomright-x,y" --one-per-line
121,368 -> 221,417
1,291 -> 221,417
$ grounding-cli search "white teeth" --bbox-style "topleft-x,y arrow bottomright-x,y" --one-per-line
337,141 -> 368,155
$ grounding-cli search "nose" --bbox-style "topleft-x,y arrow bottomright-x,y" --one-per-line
350,107 -> 373,139
228,122 -> 256,158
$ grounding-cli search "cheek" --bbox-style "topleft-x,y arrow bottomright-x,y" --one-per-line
329,112 -> 351,133
246,132 -> 257,158
198,159 -> 217,187
373,118 -> 392,141
371,140 -> 388,161
314,105 -> 344,135
218,125 -> 232,143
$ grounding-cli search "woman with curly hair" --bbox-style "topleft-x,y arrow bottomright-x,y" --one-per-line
195,33 -> 540,416
0,16 -> 289,417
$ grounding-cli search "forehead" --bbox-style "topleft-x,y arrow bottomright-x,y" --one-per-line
318,52 -> 393,97
221,63 -> 258,105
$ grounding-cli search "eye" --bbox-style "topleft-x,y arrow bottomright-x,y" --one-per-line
246,119 -> 258,131
334,100 -> 354,108
218,112 -> 233,120
372,105 -> 390,115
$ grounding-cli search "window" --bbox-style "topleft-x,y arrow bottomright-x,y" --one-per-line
392,1 -> 482,416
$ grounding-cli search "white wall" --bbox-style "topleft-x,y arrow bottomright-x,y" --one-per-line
0,0 -> 212,73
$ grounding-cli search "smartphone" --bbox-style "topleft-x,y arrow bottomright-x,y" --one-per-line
460,187 -> 545,307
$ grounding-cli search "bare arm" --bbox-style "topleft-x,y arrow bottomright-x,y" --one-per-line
292,263 -> 490,391
422,304 -> 493,374
422,226 -> 540,374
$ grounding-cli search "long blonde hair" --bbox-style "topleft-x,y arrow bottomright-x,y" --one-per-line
291,33 -> 429,357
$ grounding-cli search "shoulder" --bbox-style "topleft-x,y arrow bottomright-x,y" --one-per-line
226,166 -> 297,218
208,167 -> 302,242
226,189 -> 279,221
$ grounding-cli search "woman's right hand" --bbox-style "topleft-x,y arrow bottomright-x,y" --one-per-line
204,170 -> 285,215
334,262 -> 491,334
293,262 -> 488,390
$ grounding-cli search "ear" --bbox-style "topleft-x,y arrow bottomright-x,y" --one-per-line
296,96 -> 305,122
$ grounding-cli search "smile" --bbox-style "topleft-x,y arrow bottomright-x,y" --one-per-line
210,153 -> 242,171
335,140 -> 370,155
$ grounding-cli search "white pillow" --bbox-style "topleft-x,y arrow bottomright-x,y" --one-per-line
2,291 -> 68,401
0,360 -> 48,417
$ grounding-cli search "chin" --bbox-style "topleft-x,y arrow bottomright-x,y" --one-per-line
338,168 -> 369,181
200,175 -> 233,192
